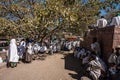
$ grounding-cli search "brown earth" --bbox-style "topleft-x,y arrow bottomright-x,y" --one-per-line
0,53 -> 84,80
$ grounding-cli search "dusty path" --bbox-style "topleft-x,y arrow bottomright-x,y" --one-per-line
0,53 -> 83,80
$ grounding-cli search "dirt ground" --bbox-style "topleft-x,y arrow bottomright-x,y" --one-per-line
0,53 -> 84,80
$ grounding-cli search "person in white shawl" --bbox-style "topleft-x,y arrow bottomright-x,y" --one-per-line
40,43 -> 47,53
33,42 -> 40,54
8,39 -> 19,68
111,13 -> 120,27
87,55 -> 102,80
96,16 -> 107,28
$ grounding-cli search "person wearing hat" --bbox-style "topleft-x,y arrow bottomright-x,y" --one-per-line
96,16 -> 108,28
110,13 -> 120,27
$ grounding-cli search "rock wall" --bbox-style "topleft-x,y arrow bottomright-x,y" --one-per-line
81,26 -> 120,62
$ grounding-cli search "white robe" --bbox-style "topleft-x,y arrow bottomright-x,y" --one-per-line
33,44 -> 40,54
8,39 -> 19,62
87,60 -> 101,80
27,44 -> 33,54
97,18 -> 107,28
40,46 -> 47,53
111,16 -> 120,26
108,53 -> 117,64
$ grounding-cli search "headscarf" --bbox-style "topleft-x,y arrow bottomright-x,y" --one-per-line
8,39 -> 19,62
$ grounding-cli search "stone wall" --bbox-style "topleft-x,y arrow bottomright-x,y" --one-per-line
81,26 -> 120,62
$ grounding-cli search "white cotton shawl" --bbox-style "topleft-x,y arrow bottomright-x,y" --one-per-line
27,43 -> 33,54
111,16 -> 120,26
8,39 -> 19,62
88,60 -> 101,80
97,18 -> 107,28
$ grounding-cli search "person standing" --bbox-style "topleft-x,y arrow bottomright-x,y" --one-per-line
7,39 -> 19,68
24,43 -> 33,63
96,16 -> 107,28
19,39 -> 26,60
111,13 -> 120,27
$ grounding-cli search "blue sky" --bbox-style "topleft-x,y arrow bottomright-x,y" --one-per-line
82,0 -> 120,16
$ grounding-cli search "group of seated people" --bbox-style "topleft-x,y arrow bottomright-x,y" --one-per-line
74,47 -> 107,80
73,46 -> 120,80
62,40 -> 80,51
17,39 -> 81,60
6,38 -> 81,68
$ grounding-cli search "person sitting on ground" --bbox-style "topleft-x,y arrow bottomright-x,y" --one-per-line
73,47 -> 81,57
39,43 -> 47,54
33,42 -> 40,54
77,48 -> 86,59
108,48 -> 117,66
110,13 -> 120,27
96,16 -> 107,28
108,46 -> 120,80
108,63 -> 117,80
91,37 -> 101,57
82,52 -> 90,67
86,54 -> 102,80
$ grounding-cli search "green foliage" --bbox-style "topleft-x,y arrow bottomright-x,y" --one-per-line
0,0 -> 119,41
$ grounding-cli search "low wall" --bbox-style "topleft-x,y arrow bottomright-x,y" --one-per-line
81,26 -> 120,62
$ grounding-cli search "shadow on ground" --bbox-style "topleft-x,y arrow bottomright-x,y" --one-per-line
62,53 -> 85,80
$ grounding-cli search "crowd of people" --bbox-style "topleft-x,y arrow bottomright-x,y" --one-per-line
74,37 -> 120,80
7,38 -> 80,68
2,13 -> 120,80
5,36 -> 120,80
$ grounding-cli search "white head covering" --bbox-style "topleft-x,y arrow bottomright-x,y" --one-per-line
10,39 -> 16,45
8,39 -> 19,62
27,43 -> 33,54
